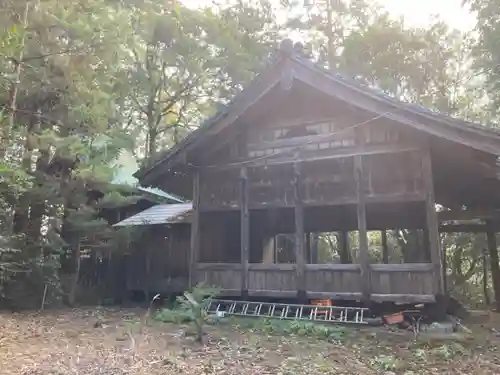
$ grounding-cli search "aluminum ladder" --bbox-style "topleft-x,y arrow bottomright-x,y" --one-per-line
205,299 -> 369,325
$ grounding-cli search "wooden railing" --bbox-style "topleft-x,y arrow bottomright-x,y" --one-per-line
305,264 -> 363,299
194,263 -> 242,294
248,264 -> 297,297
192,262 -> 437,303
369,263 -> 436,302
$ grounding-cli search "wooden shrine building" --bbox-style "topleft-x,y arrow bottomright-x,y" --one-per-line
134,40 -> 500,304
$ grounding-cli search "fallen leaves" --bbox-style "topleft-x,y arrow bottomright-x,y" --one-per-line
0,308 -> 500,374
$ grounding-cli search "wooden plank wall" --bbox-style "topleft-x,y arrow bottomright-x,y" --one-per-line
126,225 -> 190,293
190,134 -> 440,302
248,264 -> 298,297
305,264 -> 363,299
193,262 -> 438,302
195,263 -> 242,295
370,264 -> 435,302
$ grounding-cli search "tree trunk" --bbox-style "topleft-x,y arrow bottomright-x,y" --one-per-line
486,228 -> 500,311
13,117 -> 37,236
147,128 -> 157,158
311,233 -> 319,264
67,239 -> 81,306
326,0 -> 335,71
29,145 -> 50,254
483,247 -> 491,306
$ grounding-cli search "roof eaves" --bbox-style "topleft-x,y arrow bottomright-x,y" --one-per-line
137,186 -> 185,203
113,203 -> 193,227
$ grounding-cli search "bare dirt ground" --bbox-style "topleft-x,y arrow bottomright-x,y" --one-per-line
1,308 -> 500,374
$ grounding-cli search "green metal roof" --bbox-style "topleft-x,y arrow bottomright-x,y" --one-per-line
110,149 -> 184,203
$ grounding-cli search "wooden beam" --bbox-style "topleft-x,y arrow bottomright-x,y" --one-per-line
305,263 -> 360,271
240,166 -> 250,294
248,290 -> 298,298
248,263 -> 296,271
306,291 -> 363,300
196,263 -> 242,271
370,294 -> 436,303
293,162 -> 306,299
189,170 -> 200,288
439,223 -> 488,233
438,209 -> 499,222
305,232 -> 311,263
370,263 -> 433,272
213,144 -> 420,170
381,230 -> 389,264
355,155 -> 370,301
248,135 -> 415,153
422,149 -> 444,295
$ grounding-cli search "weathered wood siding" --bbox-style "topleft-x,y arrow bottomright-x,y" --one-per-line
198,151 -> 425,210
197,136 -> 425,210
248,264 -> 297,297
369,263 -> 436,302
194,263 -> 242,294
192,261 -> 436,302
200,169 -> 240,210
302,158 -> 356,204
248,165 -> 295,208
305,264 -> 363,299
126,224 -> 190,293
365,151 -> 424,196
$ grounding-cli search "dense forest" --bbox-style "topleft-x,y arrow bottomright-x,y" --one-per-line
0,0 -> 500,309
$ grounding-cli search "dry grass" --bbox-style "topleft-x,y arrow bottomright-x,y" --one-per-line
0,308 -> 500,374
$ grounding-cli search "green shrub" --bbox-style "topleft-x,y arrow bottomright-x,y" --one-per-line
154,283 -> 219,343
155,307 -> 193,324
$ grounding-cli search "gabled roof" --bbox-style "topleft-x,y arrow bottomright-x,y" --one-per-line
136,39 -> 500,185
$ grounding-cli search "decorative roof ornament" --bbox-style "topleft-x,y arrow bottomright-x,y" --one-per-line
293,41 -> 304,55
279,39 -> 295,55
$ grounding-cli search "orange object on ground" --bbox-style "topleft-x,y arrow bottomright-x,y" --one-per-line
383,312 -> 404,325
311,299 -> 332,314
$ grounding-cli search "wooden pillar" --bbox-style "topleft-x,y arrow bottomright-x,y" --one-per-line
293,162 -> 306,300
338,231 -> 351,264
381,230 -> 389,264
306,232 -> 311,263
354,155 -> 370,301
189,170 -> 200,288
240,167 -> 250,295
421,149 -> 444,295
